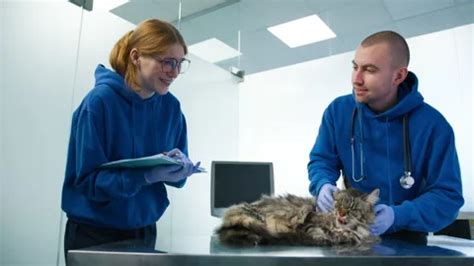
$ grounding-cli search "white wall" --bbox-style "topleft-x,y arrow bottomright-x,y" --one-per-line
239,50 -> 351,196
1,2 -> 82,266
0,0 -> 4,262
239,24 -> 474,211
70,9 -> 136,109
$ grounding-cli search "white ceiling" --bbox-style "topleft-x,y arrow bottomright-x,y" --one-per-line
110,0 -> 474,75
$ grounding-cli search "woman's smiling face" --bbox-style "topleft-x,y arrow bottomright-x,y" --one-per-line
135,42 -> 186,97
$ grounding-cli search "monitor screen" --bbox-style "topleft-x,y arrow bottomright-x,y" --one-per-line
211,161 -> 274,217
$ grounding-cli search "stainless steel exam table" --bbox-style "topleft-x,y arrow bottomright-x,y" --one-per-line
68,234 -> 474,266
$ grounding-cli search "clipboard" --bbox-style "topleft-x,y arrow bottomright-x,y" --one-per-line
100,153 -> 206,173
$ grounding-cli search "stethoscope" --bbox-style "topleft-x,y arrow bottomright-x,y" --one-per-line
350,107 -> 415,189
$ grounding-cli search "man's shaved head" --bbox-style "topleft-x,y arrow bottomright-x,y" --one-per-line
360,31 -> 410,68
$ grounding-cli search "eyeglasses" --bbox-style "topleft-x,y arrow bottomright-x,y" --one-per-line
152,55 -> 191,74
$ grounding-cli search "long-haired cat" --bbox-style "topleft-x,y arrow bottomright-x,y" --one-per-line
215,188 -> 380,247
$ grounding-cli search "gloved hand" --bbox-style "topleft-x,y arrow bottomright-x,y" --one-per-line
144,149 -> 201,184
370,204 -> 395,236
166,148 -> 201,174
316,183 -> 339,213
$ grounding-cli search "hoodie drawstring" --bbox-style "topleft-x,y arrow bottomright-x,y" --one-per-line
385,117 -> 394,205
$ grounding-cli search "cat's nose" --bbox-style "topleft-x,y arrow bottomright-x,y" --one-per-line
338,209 -> 347,216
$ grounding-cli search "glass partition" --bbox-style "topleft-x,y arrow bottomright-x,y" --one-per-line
1,1 -> 85,265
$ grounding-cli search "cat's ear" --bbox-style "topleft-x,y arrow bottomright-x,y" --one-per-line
365,189 -> 379,205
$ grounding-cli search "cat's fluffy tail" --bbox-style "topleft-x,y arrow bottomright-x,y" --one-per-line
216,211 -> 273,245
215,225 -> 266,246
215,203 -> 271,245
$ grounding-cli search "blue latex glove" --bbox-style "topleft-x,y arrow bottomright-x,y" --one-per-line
144,149 -> 201,184
370,204 -> 395,236
316,183 -> 339,213
166,148 -> 201,173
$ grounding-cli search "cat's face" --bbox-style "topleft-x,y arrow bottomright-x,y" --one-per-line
332,188 -> 379,228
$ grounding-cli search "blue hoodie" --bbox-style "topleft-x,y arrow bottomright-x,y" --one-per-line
308,72 -> 464,233
61,64 -> 188,229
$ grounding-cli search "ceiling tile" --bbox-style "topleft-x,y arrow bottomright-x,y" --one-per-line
383,0 -> 453,20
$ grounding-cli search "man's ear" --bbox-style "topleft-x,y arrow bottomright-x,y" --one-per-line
130,48 -> 140,66
393,67 -> 408,87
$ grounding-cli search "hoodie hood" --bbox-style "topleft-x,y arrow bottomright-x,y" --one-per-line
94,64 -> 149,104
358,71 -> 424,120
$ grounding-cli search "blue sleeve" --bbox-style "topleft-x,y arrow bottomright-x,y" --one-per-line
164,113 -> 188,189
308,107 -> 342,196
391,124 -> 464,233
72,105 -> 149,202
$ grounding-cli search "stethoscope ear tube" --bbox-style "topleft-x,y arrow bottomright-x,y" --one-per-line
400,114 -> 414,189
402,114 -> 412,176
350,106 -> 413,189
351,107 -> 365,182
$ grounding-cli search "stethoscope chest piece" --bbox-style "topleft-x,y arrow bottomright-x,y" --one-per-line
400,172 -> 415,189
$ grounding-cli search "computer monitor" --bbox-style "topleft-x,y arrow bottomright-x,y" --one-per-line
211,161 -> 274,217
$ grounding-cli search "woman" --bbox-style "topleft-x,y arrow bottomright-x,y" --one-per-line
61,19 -> 200,257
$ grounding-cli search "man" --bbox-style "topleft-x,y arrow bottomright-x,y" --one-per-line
307,31 -> 463,244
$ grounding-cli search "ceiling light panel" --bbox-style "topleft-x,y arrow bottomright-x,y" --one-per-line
189,38 -> 242,63
267,15 -> 336,48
